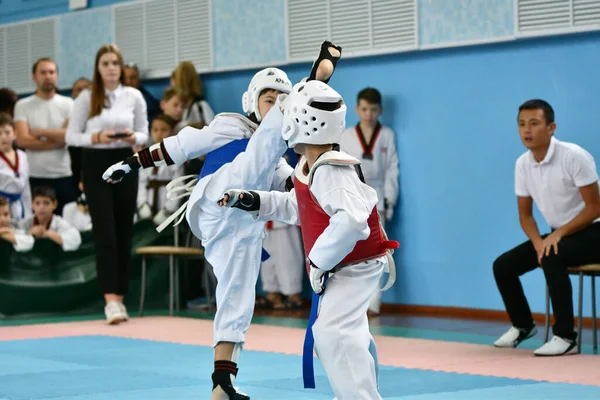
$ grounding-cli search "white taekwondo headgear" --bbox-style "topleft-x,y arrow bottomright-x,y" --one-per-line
242,67 -> 292,121
281,80 -> 346,148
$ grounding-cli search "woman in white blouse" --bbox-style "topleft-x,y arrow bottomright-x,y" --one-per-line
66,44 -> 148,324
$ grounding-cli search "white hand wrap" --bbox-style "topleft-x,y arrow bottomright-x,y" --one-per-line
102,161 -> 132,182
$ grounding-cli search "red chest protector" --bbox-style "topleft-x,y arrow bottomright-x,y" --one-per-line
293,151 -> 398,273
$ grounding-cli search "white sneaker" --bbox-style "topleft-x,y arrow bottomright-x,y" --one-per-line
534,335 -> 577,356
104,301 -> 127,325
118,302 -> 129,322
493,326 -> 537,348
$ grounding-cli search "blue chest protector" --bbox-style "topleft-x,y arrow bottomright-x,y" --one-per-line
198,138 -> 270,262
198,138 -> 250,180
283,148 -> 299,169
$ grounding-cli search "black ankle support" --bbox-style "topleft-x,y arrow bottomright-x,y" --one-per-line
308,41 -> 342,84
214,360 -> 238,378
212,361 -> 250,399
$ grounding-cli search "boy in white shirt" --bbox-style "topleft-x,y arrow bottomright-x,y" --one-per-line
62,185 -> 92,232
339,88 -> 399,315
21,186 -> 82,252
0,113 -> 32,221
160,88 -> 185,133
0,196 -> 34,252
340,88 -> 399,224
137,114 -> 184,225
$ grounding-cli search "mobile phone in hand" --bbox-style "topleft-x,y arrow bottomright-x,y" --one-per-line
110,132 -> 129,138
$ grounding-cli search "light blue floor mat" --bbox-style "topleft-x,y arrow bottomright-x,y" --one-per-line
0,336 -> 598,399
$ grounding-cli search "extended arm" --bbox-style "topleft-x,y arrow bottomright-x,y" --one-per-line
218,188 -> 300,226
102,116 -> 253,183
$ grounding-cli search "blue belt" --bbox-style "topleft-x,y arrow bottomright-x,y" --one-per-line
261,248 -> 270,262
0,190 -> 24,218
302,272 -> 329,389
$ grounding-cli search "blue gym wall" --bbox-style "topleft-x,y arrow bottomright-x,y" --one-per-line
2,0 -> 599,317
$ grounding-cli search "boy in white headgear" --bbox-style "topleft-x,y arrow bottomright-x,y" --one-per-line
218,80 -> 397,400
102,42 -> 342,400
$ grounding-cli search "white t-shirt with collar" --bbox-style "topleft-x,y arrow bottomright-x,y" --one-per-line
13,93 -> 74,178
515,137 -> 600,230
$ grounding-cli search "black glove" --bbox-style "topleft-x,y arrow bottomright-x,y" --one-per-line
218,190 -> 261,214
308,41 -> 342,84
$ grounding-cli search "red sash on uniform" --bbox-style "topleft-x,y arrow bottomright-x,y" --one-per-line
0,151 -> 19,177
355,122 -> 382,160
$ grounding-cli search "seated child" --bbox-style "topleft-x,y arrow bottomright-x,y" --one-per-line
0,112 -> 31,221
160,88 -> 185,133
20,186 -> 82,251
0,195 -> 34,252
62,182 -> 92,232
137,114 -> 184,225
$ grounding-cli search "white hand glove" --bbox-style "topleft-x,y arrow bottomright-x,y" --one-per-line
138,203 -> 152,220
153,208 -> 170,226
309,262 -> 327,295
102,161 -> 132,183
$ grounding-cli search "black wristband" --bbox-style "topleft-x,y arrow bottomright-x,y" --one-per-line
137,147 -> 154,168
124,156 -> 141,171
160,142 -> 174,165
285,176 -> 294,192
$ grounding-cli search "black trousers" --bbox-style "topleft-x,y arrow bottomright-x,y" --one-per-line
29,176 -> 77,216
68,146 -> 83,192
493,222 -> 600,340
81,148 -> 138,295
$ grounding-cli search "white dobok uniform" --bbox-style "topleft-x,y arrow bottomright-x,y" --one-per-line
161,103 -> 292,346
62,202 -> 92,232
339,123 -> 399,221
0,149 -> 32,221
248,151 -> 389,400
260,220 -> 304,296
20,215 -> 82,251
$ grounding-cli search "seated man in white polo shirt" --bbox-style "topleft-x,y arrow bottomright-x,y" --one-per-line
493,99 -> 600,356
